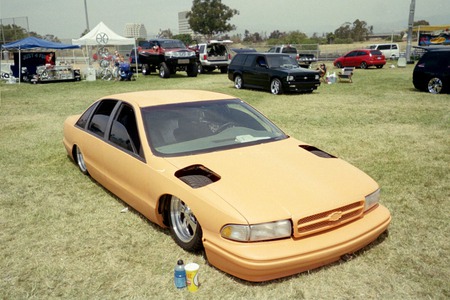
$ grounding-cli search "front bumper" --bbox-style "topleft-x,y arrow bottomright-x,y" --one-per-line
283,81 -> 321,92
203,204 -> 390,282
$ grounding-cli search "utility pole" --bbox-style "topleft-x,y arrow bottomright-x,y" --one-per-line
405,0 -> 415,63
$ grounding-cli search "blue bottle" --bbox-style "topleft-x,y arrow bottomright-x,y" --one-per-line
174,259 -> 186,289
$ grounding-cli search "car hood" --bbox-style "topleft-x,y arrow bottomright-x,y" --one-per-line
164,137 -> 378,224
272,67 -> 318,74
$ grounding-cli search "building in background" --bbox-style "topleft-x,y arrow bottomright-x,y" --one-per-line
178,11 -> 194,36
124,23 -> 147,39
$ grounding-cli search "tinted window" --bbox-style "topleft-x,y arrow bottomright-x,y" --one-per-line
346,51 -> 358,57
109,103 -> 142,156
282,47 -> 297,54
243,55 -> 254,67
87,100 -> 118,137
76,103 -> 97,129
231,54 -> 247,66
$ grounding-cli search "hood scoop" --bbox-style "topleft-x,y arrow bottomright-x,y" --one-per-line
175,164 -> 221,188
299,145 -> 336,158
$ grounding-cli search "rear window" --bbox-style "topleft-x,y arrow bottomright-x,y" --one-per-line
282,47 -> 297,54
370,50 -> 383,55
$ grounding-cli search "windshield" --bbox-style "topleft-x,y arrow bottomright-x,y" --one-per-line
267,55 -> 299,69
160,40 -> 186,49
142,99 -> 287,156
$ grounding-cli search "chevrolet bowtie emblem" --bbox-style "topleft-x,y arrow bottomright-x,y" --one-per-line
328,211 -> 343,222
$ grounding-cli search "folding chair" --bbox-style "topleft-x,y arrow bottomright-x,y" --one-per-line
338,67 -> 354,83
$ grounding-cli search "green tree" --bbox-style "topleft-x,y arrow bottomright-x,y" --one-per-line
334,19 -> 372,43
187,0 -> 239,39
172,34 -> 193,45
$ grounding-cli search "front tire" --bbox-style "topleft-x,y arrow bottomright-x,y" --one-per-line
360,62 -> 368,69
427,77 -> 443,94
159,62 -> 170,78
169,196 -> 203,251
270,78 -> 283,95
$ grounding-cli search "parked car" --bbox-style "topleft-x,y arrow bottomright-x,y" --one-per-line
63,90 -> 391,282
368,43 -> 400,59
190,40 -> 233,73
227,52 -> 320,95
267,45 -> 317,68
334,49 -> 386,69
130,38 -> 197,78
413,46 -> 450,94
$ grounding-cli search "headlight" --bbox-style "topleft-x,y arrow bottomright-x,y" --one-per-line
221,220 -> 292,242
287,75 -> 294,81
315,74 -> 320,80
365,188 -> 380,211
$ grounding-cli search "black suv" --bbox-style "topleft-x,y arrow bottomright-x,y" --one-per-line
227,52 -> 320,95
413,47 -> 450,94
130,38 -> 197,78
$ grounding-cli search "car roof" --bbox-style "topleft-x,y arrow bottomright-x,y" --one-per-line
238,52 -> 291,57
100,90 -> 237,108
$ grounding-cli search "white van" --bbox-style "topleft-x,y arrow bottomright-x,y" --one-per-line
368,43 -> 400,59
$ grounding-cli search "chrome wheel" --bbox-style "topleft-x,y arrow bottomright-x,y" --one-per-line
75,146 -> 88,175
427,77 -> 443,94
234,75 -> 243,89
169,196 -> 202,251
270,78 -> 283,95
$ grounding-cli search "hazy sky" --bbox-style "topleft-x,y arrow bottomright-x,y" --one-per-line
1,0 -> 449,39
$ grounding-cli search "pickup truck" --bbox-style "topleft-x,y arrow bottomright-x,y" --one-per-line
267,45 -> 317,68
130,38 -> 198,78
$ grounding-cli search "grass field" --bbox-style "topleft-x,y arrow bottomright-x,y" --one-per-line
1,63 -> 449,299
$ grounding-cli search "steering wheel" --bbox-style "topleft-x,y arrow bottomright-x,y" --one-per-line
216,122 -> 238,133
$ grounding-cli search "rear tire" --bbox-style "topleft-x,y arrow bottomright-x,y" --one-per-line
234,75 -> 243,89
427,77 -> 443,94
187,63 -> 198,77
75,146 -> 88,175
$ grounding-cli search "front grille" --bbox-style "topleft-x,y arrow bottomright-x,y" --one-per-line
294,201 -> 364,238
294,74 -> 316,81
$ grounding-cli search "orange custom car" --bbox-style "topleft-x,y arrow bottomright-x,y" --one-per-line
63,90 -> 391,282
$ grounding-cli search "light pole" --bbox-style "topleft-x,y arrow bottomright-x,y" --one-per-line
84,0 -> 90,31
405,0 -> 415,63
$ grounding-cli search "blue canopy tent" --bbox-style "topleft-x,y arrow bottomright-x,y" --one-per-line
1,36 -> 80,83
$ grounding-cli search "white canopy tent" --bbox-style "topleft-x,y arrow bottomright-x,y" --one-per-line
72,22 -> 138,76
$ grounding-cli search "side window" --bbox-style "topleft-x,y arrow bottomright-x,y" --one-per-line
109,103 -> 142,156
347,51 -> 357,57
231,54 -> 246,66
87,100 -> 118,137
243,55 -> 254,67
199,45 -> 206,53
268,47 -> 275,53
76,103 -> 97,129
